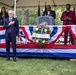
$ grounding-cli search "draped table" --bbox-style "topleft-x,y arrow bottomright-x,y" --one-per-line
0,25 -> 76,58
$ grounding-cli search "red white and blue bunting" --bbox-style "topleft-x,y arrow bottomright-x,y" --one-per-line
0,25 -> 76,58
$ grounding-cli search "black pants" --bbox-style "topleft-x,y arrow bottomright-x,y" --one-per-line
6,32 -> 16,59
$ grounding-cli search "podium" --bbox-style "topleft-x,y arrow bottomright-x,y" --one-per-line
37,16 -> 54,25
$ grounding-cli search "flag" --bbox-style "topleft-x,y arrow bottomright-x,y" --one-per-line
45,2 -> 47,16
73,7 -> 75,14
38,1 -> 40,16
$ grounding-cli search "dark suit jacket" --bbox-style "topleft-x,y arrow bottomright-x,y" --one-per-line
3,17 -> 19,38
43,10 -> 56,19
0,12 -> 8,25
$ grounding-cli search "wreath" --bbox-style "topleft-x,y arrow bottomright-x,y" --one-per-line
32,25 -> 51,46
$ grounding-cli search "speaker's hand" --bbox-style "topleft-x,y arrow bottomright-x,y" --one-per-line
8,21 -> 15,26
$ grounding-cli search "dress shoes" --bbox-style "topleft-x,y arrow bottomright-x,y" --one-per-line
6,58 -> 10,61
13,58 -> 17,62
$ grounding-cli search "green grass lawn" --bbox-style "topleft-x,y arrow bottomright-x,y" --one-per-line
0,57 -> 76,75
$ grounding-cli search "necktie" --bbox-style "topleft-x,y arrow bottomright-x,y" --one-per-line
10,18 -> 12,22
8,18 -> 12,32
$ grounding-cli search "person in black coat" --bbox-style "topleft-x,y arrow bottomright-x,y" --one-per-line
0,6 -> 8,25
43,5 -> 56,19
3,10 -> 19,62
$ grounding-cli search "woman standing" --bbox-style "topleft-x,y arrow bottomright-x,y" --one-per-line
0,6 -> 8,25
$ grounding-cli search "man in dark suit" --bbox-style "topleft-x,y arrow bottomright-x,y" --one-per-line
3,10 -> 19,62
43,5 -> 56,19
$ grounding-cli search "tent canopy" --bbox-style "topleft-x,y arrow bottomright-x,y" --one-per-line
0,0 -> 76,8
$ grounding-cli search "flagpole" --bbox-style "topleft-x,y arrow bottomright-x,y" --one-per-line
14,0 -> 17,18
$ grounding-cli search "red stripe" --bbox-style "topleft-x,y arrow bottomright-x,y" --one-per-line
20,27 -> 38,46
68,26 -> 76,38
47,26 -> 66,47
0,43 -> 76,49
0,26 -> 4,30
